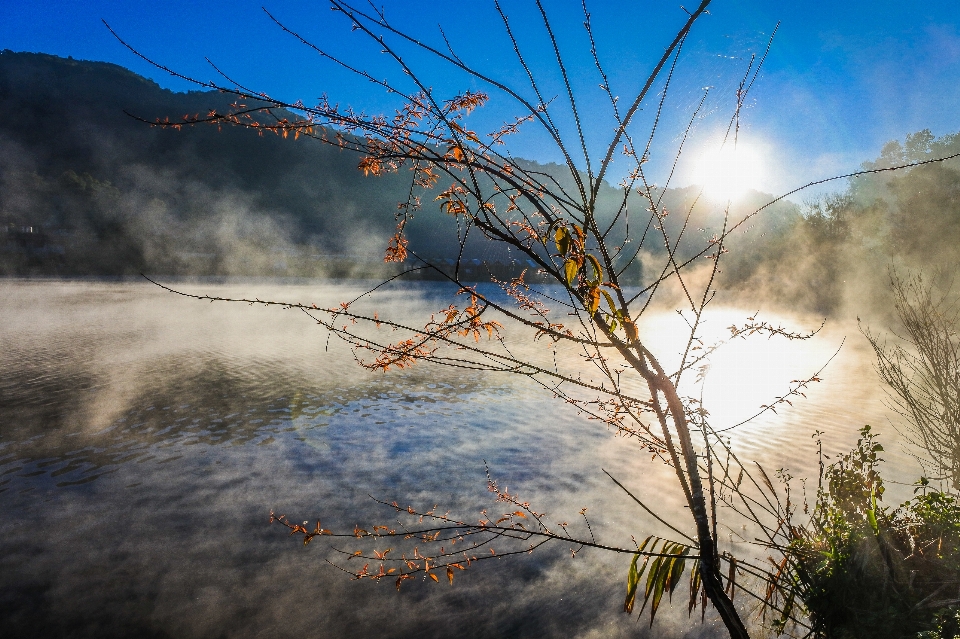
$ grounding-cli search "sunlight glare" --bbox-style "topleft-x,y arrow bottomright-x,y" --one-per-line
693,144 -> 762,201
636,308 -> 831,433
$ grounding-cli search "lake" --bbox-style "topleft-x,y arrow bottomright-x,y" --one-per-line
0,279 -> 917,638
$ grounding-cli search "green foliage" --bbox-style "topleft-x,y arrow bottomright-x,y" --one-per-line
622,536 -> 699,626
919,608 -> 960,639
783,427 -> 960,639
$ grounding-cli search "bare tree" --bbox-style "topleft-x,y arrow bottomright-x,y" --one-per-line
863,271 -> 960,491
111,1 -> 960,636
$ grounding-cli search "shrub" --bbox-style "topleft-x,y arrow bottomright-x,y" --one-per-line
782,426 -> 960,639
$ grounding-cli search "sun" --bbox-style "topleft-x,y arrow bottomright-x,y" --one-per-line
693,143 -> 763,201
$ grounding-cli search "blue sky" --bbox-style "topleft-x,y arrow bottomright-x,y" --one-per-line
4,0 -> 960,200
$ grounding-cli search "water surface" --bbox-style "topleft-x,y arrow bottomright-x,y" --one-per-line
0,279 -> 914,638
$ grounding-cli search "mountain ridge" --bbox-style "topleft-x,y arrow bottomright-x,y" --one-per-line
0,50 -> 798,281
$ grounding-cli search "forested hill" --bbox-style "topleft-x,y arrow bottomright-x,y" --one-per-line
0,50 -> 431,276
0,50 -> 800,281
4,50 -> 957,318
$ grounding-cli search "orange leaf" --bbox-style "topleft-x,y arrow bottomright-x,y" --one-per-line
447,566 -> 454,584
429,572 -> 439,582
586,287 -> 601,315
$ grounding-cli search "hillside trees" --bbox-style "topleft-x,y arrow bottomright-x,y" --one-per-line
0,51 -> 425,275
718,129 -> 960,315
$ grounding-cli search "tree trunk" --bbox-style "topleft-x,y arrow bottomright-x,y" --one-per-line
658,374 -> 750,639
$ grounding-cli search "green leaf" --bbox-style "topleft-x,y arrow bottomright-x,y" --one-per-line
555,227 -> 571,256
624,553 -> 642,613
867,488 -> 880,535
629,537 -> 655,617
687,558 -> 702,616
585,254 -> 603,283
643,554 -> 664,609
647,556 -> 669,625
564,259 -> 579,286
635,541 -> 690,626
601,290 -> 617,316
667,548 -> 688,600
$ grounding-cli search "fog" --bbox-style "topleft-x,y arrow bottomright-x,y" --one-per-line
0,278 -> 921,638
0,280 -> 734,638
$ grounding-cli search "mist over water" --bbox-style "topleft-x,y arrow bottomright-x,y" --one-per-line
0,279 -> 919,638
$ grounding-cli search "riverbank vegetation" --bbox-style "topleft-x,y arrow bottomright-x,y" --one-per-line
763,426 -> 960,638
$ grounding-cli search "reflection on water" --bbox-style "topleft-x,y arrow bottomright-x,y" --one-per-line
2,350 -> 492,489
0,279 -> 913,638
